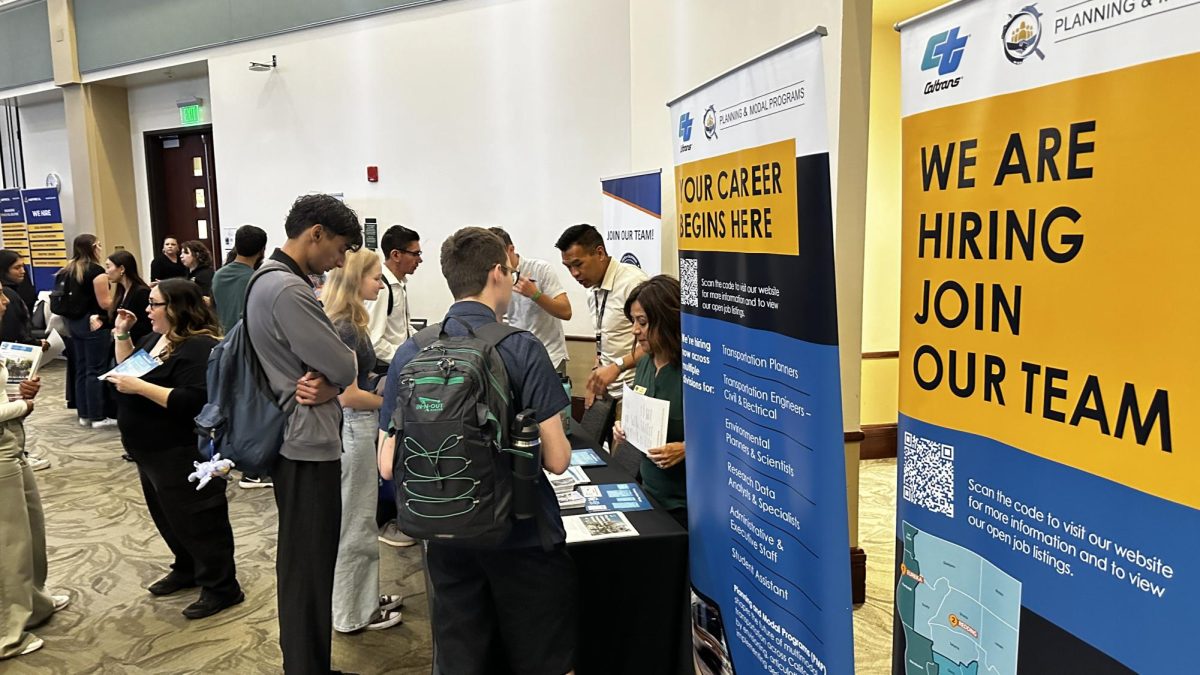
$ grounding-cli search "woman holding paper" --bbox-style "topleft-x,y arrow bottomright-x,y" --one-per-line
107,278 -> 243,620
613,275 -> 688,529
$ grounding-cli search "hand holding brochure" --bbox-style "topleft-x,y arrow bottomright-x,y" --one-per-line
621,384 -> 670,454
100,350 -> 161,381
1,341 -> 42,400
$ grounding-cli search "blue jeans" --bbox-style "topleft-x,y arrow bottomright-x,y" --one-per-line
66,316 -> 109,421
332,409 -> 382,632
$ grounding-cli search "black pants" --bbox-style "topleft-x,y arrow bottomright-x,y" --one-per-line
273,456 -> 341,675
132,444 -> 239,600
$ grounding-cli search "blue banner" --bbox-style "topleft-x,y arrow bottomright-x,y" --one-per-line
0,189 -> 23,223
21,187 -> 68,291
671,32 -> 853,674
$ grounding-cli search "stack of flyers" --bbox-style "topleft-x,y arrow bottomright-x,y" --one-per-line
544,465 -> 589,496
563,511 -> 639,543
579,483 -> 652,513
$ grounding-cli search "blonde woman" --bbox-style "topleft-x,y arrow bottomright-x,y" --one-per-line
323,248 -> 403,632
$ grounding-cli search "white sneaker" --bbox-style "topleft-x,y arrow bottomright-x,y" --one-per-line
78,418 -> 90,427
91,418 -> 118,429
364,609 -> 403,631
25,454 -> 50,472
379,594 -> 404,612
19,635 -> 44,656
52,594 -> 70,612
378,521 -> 416,547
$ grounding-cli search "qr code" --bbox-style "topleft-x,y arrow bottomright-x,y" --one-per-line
680,258 -> 699,307
902,431 -> 955,518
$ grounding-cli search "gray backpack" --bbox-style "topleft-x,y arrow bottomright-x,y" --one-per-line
388,318 -> 523,547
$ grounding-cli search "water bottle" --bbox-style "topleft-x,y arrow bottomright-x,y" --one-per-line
559,374 -> 573,435
510,408 -> 541,520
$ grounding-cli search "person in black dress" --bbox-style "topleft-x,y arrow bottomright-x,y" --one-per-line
107,278 -> 242,620
102,251 -> 152,344
0,250 -> 44,347
150,237 -> 188,283
181,240 -> 214,300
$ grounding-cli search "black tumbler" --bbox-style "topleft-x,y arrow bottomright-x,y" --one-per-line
510,408 -> 541,520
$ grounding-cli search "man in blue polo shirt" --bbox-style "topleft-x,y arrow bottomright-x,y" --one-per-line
378,226 -> 576,675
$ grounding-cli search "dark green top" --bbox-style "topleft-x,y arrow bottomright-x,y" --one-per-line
211,261 -> 254,332
633,354 -> 687,511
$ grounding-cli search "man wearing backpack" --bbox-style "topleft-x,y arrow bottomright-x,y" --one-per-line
378,227 -> 576,675
244,194 -> 360,675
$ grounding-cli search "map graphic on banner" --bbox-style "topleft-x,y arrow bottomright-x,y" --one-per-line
671,29 -> 853,674
895,1 -> 1199,673
21,187 -> 68,291
601,170 -> 661,276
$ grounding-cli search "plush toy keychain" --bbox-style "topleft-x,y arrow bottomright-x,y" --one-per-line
188,452 -> 236,490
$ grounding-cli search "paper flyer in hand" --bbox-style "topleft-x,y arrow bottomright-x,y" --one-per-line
100,350 -> 160,381
570,448 -> 607,467
563,511 -> 639,543
621,384 -> 670,454
579,482 -> 652,513
0,341 -> 42,400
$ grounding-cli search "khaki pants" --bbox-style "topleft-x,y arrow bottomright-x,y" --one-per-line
0,423 -> 54,660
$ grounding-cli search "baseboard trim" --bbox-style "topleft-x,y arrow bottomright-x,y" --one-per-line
851,546 -> 867,605
861,423 -> 897,460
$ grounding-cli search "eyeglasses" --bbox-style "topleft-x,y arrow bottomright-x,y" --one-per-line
148,301 -> 168,309
400,249 -> 422,259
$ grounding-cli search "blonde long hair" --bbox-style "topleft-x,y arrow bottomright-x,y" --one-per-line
323,248 -> 381,334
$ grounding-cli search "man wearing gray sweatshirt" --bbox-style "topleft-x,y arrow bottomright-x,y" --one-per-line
245,194 -> 361,675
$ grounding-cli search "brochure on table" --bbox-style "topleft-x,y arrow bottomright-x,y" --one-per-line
563,511 -> 639,543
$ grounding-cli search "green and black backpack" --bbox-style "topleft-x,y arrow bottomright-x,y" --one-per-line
388,318 -> 525,547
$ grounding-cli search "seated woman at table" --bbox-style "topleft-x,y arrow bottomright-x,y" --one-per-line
612,275 -> 687,529
107,278 -> 243,619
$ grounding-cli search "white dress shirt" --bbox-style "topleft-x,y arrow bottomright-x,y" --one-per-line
365,263 -> 414,363
587,258 -> 649,398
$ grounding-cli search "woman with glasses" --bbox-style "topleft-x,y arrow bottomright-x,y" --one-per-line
107,279 -> 242,620
55,234 -> 113,428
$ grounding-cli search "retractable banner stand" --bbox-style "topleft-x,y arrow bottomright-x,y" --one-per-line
671,29 -> 853,674
601,170 -> 662,275
895,3 -> 1198,673
0,189 -> 30,261
21,188 -> 68,291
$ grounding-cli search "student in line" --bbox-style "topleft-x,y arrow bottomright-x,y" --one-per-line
379,227 -> 576,675
109,279 -> 242,619
151,237 -> 188,283
365,224 -> 422,549
57,234 -> 114,428
181,240 -> 215,299
322,248 -> 403,633
612,275 -> 688,528
489,227 -> 572,372
245,194 -> 359,674
0,290 -> 67,661
555,224 -> 647,409
211,225 -> 267,334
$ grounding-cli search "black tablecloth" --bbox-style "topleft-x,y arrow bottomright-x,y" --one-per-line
428,435 -> 691,675
565,437 -> 692,675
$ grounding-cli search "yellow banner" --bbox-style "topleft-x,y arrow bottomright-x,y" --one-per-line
900,54 -> 1199,508
675,139 -> 799,255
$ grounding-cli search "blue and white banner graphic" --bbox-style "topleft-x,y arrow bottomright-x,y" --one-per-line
601,170 -> 662,276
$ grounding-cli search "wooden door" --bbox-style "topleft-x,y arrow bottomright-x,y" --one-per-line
145,127 -> 220,265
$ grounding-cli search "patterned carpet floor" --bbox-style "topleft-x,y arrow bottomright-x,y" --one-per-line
10,361 -> 897,674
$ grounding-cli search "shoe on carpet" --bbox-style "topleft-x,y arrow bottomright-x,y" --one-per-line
238,475 -> 273,489
182,591 -> 245,620
148,573 -> 197,596
51,594 -> 70,613
19,635 -> 44,656
25,454 -> 50,471
78,417 -> 89,427
379,594 -> 404,612
91,418 -> 118,429
378,521 -> 416,547
364,609 -> 403,631
121,453 -> 134,462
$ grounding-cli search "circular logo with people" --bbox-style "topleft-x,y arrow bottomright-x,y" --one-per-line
1001,4 -> 1045,64
620,252 -> 642,268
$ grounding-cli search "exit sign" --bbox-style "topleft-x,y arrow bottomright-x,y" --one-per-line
179,104 -> 202,126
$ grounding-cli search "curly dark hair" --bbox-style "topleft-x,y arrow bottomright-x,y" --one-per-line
182,240 -> 213,270
283,194 -> 363,250
155,278 -> 222,356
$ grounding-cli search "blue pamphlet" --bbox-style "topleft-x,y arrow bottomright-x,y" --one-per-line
580,482 -> 651,513
99,350 -> 161,380
570,448 -> 607,467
